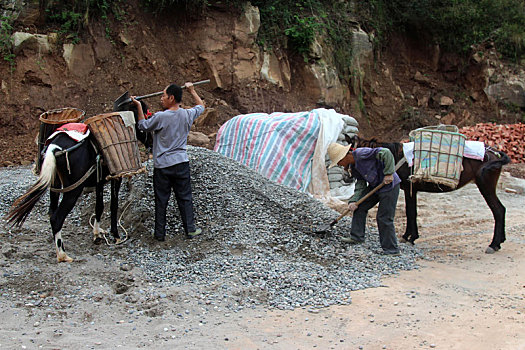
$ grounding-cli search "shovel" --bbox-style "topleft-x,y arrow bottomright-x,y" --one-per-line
113,79 -> 211,111
315,157 -> 407,234
315,181 -> 386,234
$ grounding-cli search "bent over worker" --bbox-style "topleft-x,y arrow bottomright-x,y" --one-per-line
132,82 -> 204,241
327,143 -> 401,255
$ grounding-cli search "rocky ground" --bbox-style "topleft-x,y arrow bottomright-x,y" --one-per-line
0,147 -> 524,349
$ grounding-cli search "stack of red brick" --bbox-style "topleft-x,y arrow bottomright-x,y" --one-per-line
459,123 -> 525,163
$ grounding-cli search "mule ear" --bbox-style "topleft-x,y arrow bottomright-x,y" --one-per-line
344,134 -> 354,145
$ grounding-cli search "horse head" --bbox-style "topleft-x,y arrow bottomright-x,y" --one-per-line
115,100 -> 153,150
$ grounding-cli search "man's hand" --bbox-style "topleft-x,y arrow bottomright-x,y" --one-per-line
348,202 -> 358,212
130,97 -> 144,121
383,174 -> 394,184
130,96 -> 140,106
185,82 -> 204,107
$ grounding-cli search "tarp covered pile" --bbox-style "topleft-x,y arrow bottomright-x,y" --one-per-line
214,108 -> 356,206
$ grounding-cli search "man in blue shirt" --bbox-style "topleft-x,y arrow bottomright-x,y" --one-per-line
328,143 -> 401,255
132,82 -> 204,241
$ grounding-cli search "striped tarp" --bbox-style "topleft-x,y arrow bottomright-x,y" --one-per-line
214,110 -> 321,192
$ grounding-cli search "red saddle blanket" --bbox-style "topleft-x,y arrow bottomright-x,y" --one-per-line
47,123 -> 90,144
57,123 -> 88,134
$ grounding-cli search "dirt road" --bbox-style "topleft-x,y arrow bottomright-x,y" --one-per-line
0,172 -> 524,349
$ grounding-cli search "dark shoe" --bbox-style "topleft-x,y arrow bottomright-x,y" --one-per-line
341,236 -> 364,244
153,234 -> 165,242
186,228 -> 202,239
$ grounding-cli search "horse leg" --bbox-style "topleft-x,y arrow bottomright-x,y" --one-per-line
110,179 -> 122,243
49,188 -> 59,219
92,180 -> 105,244
402,188 -> 419,244
50,188 -> 83,262
475,169 -> 506,253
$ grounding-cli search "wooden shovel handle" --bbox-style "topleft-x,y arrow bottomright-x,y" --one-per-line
135,79 -> 211,101
328,156 -> 407,227
329,182 -> 385,226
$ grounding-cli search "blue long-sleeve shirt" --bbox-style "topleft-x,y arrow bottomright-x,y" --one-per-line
137,105 -> 204,168
349,147 -> 401,202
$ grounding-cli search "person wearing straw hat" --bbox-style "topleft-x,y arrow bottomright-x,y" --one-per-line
327,143 -> 401,256
131,82 -> 204,242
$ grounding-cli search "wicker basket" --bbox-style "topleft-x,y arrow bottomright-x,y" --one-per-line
36,107 -> 86,174
409,125 -> 466,188
85,112 -> 145,180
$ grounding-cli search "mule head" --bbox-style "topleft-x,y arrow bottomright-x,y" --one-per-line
344,134 -> 382,149
344,134 -> 357,149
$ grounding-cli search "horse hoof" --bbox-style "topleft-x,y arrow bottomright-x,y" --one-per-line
485,247 -> 497,254
57,254 -> 73,263
93,237 -> 103,245
399,237 -> 408,243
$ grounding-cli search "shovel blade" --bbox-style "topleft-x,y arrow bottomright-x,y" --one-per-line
314,223 -> 333,234
113,91 -> 131,111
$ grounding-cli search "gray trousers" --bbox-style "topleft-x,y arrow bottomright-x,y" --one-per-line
350,184 -> 400,254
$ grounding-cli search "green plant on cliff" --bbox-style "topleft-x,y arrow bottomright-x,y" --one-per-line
0,15 -> 15,70
356,0 -> 525,61
252,0 -> 326,58
141,0 -> 210,15
45,0 -> 124,43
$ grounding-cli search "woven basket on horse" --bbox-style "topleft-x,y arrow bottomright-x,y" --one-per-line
409,125 -> 466,189
36,107 -> 86,174
85,112 -> 146,180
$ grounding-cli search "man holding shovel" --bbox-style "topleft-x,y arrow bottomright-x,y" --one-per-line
131,82 -> 204,241
327,143 -> 401,255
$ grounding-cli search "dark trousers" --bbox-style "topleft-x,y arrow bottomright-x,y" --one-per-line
153,162 -> 196,238
350,184 -> 400,254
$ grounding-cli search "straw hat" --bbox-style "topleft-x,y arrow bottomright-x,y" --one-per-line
327,143 -> 352,168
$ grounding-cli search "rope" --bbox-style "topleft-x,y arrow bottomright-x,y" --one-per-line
50,164 -> 96,193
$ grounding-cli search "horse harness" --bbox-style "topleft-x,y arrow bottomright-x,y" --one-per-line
49,139 -> 104,193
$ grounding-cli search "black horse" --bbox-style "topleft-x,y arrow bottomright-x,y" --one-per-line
346,134 -> 510,253
5,102 -> 151,262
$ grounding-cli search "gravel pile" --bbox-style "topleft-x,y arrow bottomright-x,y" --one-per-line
1,146 -> 422,310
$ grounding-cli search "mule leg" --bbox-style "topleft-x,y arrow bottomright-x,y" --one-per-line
402,189 -> 419,244
110,179 -> 122,243
50,188 -> 83,262
92,180 -> 105,244
475,169 -> 506,253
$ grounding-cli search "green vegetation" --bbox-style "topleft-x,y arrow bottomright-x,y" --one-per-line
45,0 -> 125,43
132,0 -> 525,84
0,15 -> 15,70
356,0 -> 525,62
141,0 -> 210,15
40,0 -> 525,66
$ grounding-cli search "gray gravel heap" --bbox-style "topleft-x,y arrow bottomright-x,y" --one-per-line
121,147 -> 422,310
0,146 -> 422,310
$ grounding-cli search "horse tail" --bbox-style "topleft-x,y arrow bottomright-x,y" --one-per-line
4,144 -> 61,227
481,149 -> 511,176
